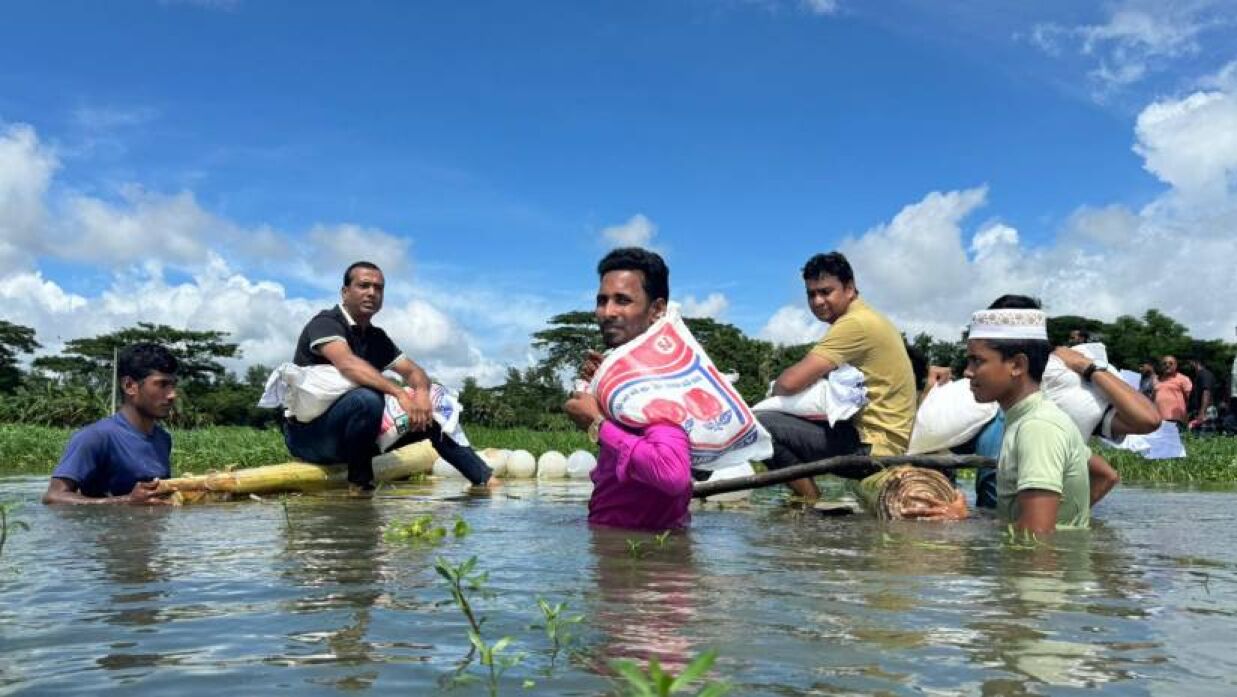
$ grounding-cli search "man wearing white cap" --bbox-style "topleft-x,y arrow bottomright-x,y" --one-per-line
964,296 -> 1091,532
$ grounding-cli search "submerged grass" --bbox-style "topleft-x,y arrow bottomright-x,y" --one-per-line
0,423 -> 596,476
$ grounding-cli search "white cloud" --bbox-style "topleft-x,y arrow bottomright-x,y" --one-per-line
600,213 -> 657,248
759,305 -> 825,346
680,292 -> 729,320
0,121 -> 522,388
1028,0 -> 1231,94
0,123 -> 57,272
803,0 -> 839,15
1134,87 -> 1237,202
71,105 -> 160,131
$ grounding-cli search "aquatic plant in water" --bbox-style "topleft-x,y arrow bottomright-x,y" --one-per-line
610,649 -> 731,696
531,597 -> 584,670
0,501 -> 30,560
385,514 -> 448,545
435,555 -> 521,696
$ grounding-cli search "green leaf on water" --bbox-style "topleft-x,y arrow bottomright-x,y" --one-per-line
669,649 -> 717,691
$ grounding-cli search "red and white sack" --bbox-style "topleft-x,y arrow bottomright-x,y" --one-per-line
589,305 -> 772,471
378,383 -> 468,452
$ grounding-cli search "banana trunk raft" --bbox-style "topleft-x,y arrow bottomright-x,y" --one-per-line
155,440 -> 439,504
849,466 -> 968,520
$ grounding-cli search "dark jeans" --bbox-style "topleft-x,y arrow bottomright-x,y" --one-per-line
284,387 -> 492,486
757,411 -> 865,474
951,430 -> 998,509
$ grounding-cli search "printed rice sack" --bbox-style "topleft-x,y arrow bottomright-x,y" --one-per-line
907,378 -> 999,455
1041,343 -> 1118,437
589,305 -> 772,471
378,382 -> 468,452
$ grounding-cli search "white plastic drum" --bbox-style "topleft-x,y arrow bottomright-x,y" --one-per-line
480,448 -> 509,477
699,462 -> 755,502
566,450 -> 597,478
536,450 -> 568,479
432,457 -> 464,478
507,449 -> 537,478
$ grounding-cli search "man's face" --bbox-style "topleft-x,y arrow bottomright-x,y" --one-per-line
1161,356 -> 1178,375
1140,361 -> 1155,376
342,268 -> 385,321
805,274 -> 856,324
596,270 -> 665,349
964,339 -> 1018,404
1068,330 -> 1085,346
125,371 -> 178,420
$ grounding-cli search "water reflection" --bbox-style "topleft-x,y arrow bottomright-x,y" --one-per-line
276,499 -> 386,688
587,527 -> 701,673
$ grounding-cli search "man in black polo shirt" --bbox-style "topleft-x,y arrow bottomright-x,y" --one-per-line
284,261 -> 492,491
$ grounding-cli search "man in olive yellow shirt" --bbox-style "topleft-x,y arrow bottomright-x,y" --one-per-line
759,252 -> 917,499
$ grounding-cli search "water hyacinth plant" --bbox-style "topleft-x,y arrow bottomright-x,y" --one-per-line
610,649 -> 731,697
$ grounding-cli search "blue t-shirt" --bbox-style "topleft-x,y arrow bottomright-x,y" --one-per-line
51,413 -> 172,497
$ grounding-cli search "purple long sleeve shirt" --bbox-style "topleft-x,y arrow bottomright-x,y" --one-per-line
588,420 -> 693,531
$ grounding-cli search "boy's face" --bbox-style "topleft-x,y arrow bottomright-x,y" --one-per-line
964,339 -> 1020,404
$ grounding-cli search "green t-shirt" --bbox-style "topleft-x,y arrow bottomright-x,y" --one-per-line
996,391 -> 1091,529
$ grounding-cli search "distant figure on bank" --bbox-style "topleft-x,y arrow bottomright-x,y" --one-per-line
284,261 -> 493,494
757,252 -> 917,500
1067,328 -> 1090,346
1154,355 -> 1192,427
565,247 -> 693,530
43,343 -> 178,505
1187,358 -> 1216,426
964,300 -> 1091,533
1138,358 -> 1158,402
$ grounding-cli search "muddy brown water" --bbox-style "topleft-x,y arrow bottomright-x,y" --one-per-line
1,476 -> 1235,695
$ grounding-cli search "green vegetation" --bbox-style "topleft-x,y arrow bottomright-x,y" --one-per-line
611,649 -> 731,697
0,424 -> 597,476
1097,436 -> 1237,484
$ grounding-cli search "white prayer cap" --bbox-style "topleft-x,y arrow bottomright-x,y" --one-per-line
967,308 -> 1048,341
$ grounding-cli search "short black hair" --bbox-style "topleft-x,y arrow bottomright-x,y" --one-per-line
981,294 -> 1051,382
904,342 -> 928,392
597,247 -> 670,303
117,343 -> 178,382
343,261 -> 382,287
801,252 -> 854,285
1071,328 -> 1091,341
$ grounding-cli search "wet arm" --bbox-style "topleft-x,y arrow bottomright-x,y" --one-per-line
1087,454 -> 1119,507
1014,490 -> 1061,535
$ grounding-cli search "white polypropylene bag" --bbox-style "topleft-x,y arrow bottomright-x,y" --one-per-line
1041,343 -> 1119,437
259,363 -> 469,452
907,378 -> 999,455
588,305 -> 772,471
751,364 -> 868,426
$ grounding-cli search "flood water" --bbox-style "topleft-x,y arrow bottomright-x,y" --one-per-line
2,475 -> 1235,696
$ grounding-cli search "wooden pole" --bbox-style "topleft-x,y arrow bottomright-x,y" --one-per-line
691,454 -> 995,499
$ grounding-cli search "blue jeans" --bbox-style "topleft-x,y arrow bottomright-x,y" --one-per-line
284,388 -> 492,486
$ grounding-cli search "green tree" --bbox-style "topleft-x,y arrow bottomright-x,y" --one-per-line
33,322 -> 239,392
530,311 -> 602,378
0,320 -> 39,393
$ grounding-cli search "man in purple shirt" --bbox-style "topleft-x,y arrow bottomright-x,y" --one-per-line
565,247 -> 693,530
43,343 -> 178,505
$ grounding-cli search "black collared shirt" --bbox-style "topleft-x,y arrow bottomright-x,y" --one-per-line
292,305 -> 402,371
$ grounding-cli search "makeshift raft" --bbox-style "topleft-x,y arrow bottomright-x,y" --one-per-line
155,440 -> 439,504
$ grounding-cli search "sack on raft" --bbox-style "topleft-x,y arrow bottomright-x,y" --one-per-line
258,363 -> 468,452
850,466 -> 966,520
752,364 -> 869,427
589,304 -> 772,471
907,378 -> 999,455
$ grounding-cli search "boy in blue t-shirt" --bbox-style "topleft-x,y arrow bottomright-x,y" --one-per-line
42,343 -> 179,505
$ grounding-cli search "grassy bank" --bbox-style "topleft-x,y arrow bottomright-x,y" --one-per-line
1,424 -> 1233,484
0,424 -> 595,477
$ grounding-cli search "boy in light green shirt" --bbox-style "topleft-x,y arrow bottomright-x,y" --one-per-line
964,295 -> 1091,533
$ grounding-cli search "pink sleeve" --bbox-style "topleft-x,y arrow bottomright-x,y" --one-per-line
598,421 -> 692,497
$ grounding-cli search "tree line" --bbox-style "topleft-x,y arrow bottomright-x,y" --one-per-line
1,308 -> 1232,430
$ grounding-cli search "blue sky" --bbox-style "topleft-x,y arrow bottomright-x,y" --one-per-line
2,0 -> 1235,384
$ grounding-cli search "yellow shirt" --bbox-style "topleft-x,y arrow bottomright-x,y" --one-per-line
810,297 -> 916,456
